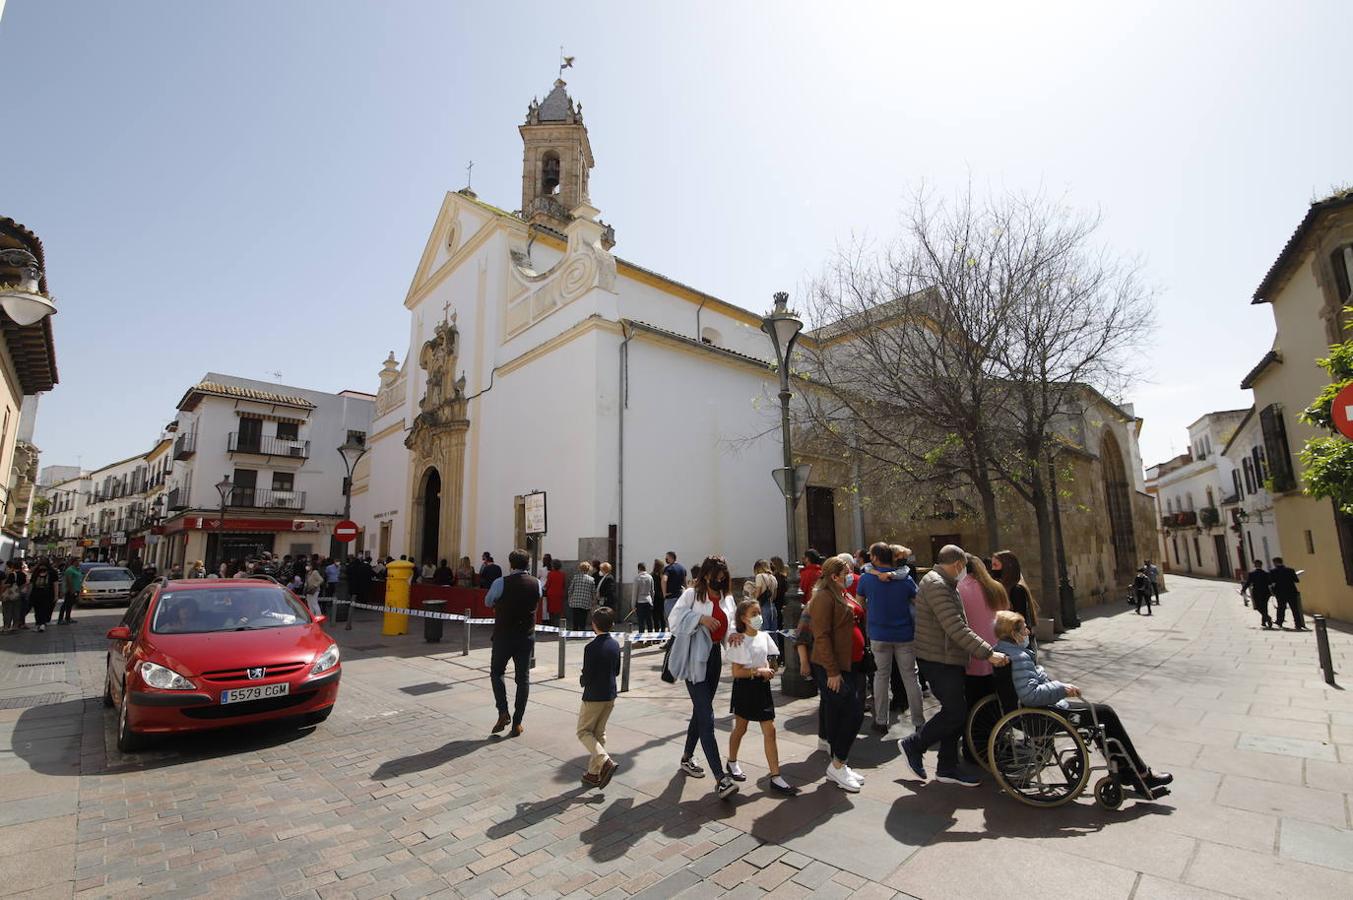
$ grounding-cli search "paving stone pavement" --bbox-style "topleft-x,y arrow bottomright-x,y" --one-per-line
0,576 -> 1350,899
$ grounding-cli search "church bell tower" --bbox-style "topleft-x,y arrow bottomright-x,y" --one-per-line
520,79 -> 614,248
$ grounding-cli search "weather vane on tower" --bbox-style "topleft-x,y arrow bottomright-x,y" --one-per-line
558,46 -> 574,79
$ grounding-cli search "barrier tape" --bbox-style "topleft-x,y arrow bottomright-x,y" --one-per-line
336,599 -> 797,642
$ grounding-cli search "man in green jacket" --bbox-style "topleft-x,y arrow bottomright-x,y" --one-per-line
898,544 -> 1008,787
58,558 -> 83,625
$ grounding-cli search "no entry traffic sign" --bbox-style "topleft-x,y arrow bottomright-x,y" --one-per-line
334,519 -> 360,543
1334,383 -> 1353,440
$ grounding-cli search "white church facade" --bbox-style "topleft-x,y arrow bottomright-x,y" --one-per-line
350,78 -> 793,591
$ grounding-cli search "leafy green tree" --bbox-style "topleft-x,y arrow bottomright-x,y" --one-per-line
1299,308 -> 1353,515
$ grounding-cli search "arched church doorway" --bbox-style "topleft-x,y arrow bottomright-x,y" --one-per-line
418,468 -> 441,564
1100,431 -> 1137,579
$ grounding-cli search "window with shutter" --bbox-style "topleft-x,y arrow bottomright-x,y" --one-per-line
1258,404 -> 1295,492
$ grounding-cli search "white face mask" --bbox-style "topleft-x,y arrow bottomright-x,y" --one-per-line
749,615 -> 763,631
1017,636 -> 1030,649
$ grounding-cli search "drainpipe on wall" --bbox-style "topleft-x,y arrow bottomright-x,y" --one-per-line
695,298 -> 707,343
617,322 -> 635,620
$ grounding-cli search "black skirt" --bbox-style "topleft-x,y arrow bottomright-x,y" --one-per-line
730,677 -> 775,722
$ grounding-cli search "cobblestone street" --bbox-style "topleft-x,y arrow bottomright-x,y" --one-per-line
2,575 -> 1352,899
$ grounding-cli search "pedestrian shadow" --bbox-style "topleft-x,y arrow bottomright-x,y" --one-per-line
484,787 -> 604,839
579,772 -> 706,862
887,779 -> 1172,844
371,738 -> 489,781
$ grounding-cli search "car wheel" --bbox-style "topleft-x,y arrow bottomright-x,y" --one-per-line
116,690 -> 144,753
102,661 -> 114,708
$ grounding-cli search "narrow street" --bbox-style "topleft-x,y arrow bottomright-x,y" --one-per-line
2,575 -> 1351,899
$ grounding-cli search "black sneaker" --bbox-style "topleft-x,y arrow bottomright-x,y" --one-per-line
716,775 -> 739,800
935,769 -> 981,788
898,735 -> 927,780
680,758 -> 705,778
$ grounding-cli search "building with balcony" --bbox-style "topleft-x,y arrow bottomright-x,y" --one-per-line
0,218 -> 59,559
1147,409 -> 1249,578
1219,406 -> 1283,572
1241,189 -> 1353,620
160,374 -> 373,570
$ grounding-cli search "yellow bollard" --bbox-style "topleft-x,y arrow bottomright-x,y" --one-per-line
382,560 -> 416,636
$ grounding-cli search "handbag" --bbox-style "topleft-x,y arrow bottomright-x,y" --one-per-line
660,637 -> 677,683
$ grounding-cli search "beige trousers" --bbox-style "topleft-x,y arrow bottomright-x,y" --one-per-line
576,700 -> 615,775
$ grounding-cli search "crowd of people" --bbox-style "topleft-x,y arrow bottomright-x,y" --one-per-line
0,555 -> 84,633
470,541 -> 1172,804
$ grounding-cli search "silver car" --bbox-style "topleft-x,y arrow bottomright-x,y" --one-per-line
79,567 -> 136,606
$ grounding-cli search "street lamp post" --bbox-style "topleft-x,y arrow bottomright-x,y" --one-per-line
762,291 -> 815,698
214,475 -> 232,575
337,439 -> 369,561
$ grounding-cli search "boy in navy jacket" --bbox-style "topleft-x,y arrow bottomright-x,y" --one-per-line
578,607 -> 621,787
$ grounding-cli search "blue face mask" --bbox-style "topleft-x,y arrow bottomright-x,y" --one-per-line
749,615 -> 763,631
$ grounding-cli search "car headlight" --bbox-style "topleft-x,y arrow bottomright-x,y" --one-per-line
311,643 -> 340,675
139,661 -> 195,691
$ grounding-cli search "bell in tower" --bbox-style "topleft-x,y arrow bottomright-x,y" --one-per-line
520,78 -> 615,248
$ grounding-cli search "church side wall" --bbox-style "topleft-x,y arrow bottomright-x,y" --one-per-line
603,331 -> 786,586
464,330 -> 602,566
351,411 -> 409,559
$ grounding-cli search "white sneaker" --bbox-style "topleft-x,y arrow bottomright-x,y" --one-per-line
844,765 -> 866,784
825,763 -> 861,793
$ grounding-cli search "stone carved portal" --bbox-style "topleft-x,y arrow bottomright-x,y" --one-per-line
406,318 -> 470,565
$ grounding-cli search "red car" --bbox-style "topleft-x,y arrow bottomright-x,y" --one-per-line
103,578 -> 340,752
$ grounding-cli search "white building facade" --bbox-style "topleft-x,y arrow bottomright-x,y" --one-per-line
1220,407 -> 1283,570
1152,409 -> 1249,578
353,78 -> 791,595
161,374 -> 373,570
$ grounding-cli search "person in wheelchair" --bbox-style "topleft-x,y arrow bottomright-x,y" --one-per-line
993,611 -> 1172,799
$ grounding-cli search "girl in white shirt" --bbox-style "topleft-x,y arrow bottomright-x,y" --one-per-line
725,598 -> 799,796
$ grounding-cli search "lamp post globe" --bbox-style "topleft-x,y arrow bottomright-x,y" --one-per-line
336,439 -> 369,560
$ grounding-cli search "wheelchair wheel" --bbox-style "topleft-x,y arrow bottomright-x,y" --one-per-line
1094,776 -> 1124,810
987,708 -> 1091,808
965,694 -> 1003,773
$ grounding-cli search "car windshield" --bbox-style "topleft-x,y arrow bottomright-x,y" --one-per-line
87,568 -> 133,582
150,587 -> 310,634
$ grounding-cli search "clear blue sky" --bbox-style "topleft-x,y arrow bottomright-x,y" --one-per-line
2,1 -> 1347,473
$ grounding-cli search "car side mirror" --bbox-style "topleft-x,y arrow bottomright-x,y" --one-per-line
106,625 -> 132,641
313,615 -> 327,625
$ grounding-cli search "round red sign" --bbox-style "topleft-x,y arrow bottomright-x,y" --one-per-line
334,519 -> 359,542
1333,382 -> 1353,440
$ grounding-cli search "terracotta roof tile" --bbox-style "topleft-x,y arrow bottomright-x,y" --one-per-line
177,381 -> 316,411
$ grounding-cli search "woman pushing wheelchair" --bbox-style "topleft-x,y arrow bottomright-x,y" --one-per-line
992,610 -> 1173,801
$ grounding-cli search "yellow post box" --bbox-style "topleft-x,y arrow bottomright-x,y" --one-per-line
382,559 -> 416,636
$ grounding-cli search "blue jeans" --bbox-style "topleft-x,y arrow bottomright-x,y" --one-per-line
813,666 -> 864,764
490,635 -> 533,726
914,660 -> 967,772
683,646 -> 724,779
